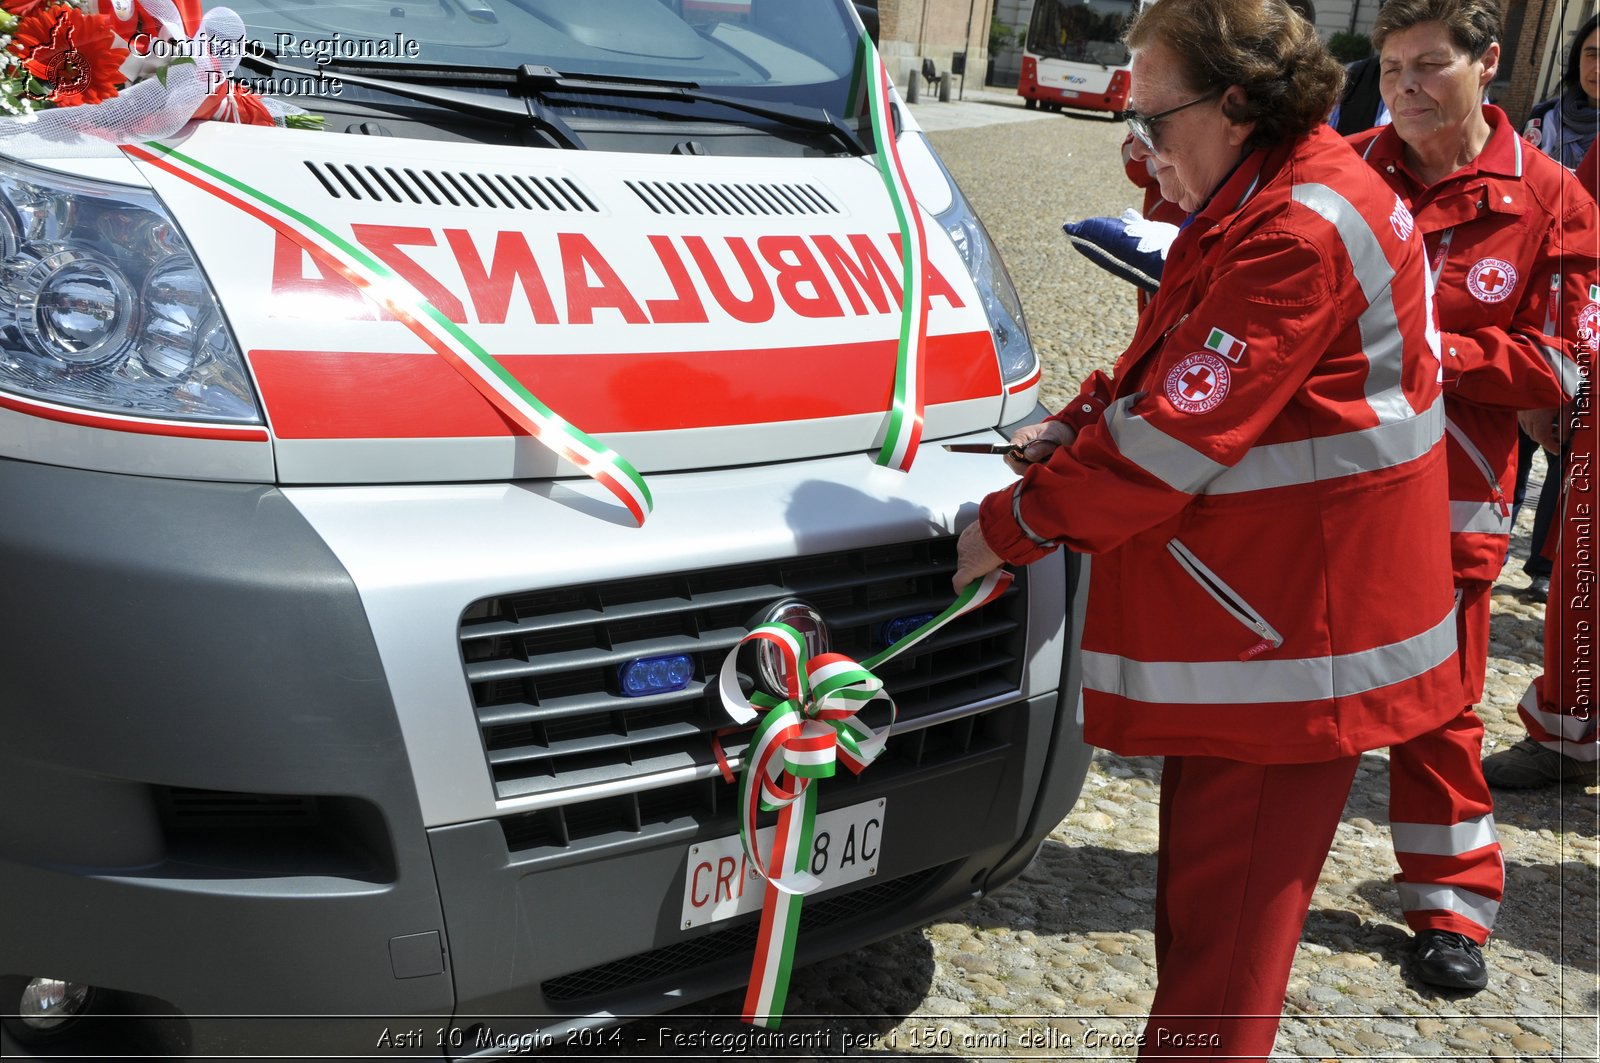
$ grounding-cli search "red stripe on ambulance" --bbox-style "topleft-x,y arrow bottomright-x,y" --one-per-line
250,331 -> 1000,439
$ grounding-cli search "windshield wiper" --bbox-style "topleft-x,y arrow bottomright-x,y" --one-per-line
236,51 -> 586,149
518,67 -> 869,156
307,59 -> 868,156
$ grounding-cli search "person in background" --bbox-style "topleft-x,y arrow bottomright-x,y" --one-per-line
954,0 -> 1462,1054
1511,12 -> 1600,599
1332,51 -> 1391,133
1480,136 -> 1600,788
1350,0 -> 1598,986
1523,13 -> 1600,167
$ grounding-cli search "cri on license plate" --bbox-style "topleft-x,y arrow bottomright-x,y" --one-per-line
680,798 -> 885,930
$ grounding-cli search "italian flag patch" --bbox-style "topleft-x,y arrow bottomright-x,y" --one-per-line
1591,283 -> 1599,301
1204,327 -> 1246,363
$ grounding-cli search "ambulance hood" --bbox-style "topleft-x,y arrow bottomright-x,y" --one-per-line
126,123 -> 1006,484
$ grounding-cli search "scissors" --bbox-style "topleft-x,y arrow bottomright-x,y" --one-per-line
942,441 -> 1059,461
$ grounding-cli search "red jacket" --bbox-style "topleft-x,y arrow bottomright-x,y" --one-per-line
980,124 -> 1462,764
1351,108 -> 1598,580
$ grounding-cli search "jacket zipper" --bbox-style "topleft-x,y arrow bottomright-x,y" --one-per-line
1444,415 -> 1510,519
1166,539 -> 1284,661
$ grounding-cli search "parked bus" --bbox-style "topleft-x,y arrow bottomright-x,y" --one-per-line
1017,0 -> 1141,115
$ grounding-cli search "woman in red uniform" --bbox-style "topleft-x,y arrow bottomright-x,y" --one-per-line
1348,0 -> 1598,982
1480,134 -> 1600,786
953,0 -> 1461,1055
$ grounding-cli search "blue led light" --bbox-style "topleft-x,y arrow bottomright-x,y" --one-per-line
618,654 -> 695,697
881,612 -> 936,647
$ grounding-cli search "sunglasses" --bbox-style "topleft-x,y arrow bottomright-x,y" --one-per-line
1119,89 -> 1222,154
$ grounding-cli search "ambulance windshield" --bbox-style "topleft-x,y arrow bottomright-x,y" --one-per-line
225,0 -> 865,104
219,0 -> 873,151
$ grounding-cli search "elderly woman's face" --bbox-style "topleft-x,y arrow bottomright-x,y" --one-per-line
1126,43 -> 1254,214
1379,22 -> 1497,146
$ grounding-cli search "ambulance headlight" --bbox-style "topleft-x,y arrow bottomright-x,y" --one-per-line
0,160 -> 262,424
919,137 -> 1037,388
14,248 -> 137,367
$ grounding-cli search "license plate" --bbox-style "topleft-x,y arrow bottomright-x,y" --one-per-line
680,798 -> 885,930
1059,89 -> 1080,98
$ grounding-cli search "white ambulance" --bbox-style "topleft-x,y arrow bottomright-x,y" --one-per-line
0,0 -> 1091,1054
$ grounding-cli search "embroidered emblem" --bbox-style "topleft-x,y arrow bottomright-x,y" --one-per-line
1579,301 -> 1600,342
1165,352 -> 1231,415
1389,196 -> 1415,241
1465,258 -> 1518,303
1203,327 -> 1246,363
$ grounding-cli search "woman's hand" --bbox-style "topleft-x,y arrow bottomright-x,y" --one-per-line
1003,420 -> 1075,475
952,521 -> 1005,593
1519,407 -> 1564,453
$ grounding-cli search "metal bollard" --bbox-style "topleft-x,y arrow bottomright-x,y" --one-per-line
938,72 -> 952,102
906,73 -> 920,103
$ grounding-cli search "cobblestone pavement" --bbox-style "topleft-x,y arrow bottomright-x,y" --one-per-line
614,103 -> 1600,1061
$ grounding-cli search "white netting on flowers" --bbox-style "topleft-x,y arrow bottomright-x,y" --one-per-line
0,0 -> 299,158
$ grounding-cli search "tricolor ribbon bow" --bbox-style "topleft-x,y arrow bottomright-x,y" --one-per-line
716,567 -> 1012,1028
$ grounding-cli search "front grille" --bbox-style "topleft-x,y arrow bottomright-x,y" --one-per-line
304,160 -> 599,212
497,710 -> 1001,852
459,539 -> 1027,802
155,787 -> 322,828
626,179 -> 839,216
541,865 -> 942,1002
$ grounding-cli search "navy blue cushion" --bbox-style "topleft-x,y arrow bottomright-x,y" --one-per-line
1062,212 -> 1175,293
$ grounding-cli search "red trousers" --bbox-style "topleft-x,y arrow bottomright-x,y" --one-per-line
1389,706 -> 1502,942
1517,444 -> 1599,754
1382,581 -> 1502,944
1143,754 -> 1359,1060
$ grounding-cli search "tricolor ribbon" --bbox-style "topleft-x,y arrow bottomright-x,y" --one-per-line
121,140 -> 654,525
856,37 -> 930,474
716,568 -> 1013,1027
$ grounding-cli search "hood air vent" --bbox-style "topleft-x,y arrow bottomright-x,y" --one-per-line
304,161 -> 598,212
627,179 -> 838,216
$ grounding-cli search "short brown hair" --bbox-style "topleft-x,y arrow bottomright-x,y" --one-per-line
1125,0 -> 1343,148
1371,0 -> 1502,57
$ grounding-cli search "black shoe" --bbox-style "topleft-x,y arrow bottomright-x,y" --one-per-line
1413,930 -> 1488,991
1525,575 -> 1550,601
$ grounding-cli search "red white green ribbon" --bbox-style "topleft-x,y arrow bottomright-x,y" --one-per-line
859,37 -> 930,474
716,567 -> 1013,1027
122,140 -> 654,525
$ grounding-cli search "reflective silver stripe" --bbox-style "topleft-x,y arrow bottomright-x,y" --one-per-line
1012,481 -> 1056,548
1397,882 -> 1500,930
1208,394 -> 1443,495
1292,183 -> 1413,424
1539,340 -> 1585,398
1104,395 -> 1229,494
1392,814 -> 1499,856
1108,393 -> 1443,498
1450,500 -> 1513,535
1522,683 -> 1599,743
1081,606 -> 1457,705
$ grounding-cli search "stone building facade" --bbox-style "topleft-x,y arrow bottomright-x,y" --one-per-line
875,0 -> 996,96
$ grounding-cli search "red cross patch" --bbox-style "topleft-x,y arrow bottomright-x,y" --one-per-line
1580,301 -> 1600,342
1165,352 -> 1231,414
1465,258 -> 1518,304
